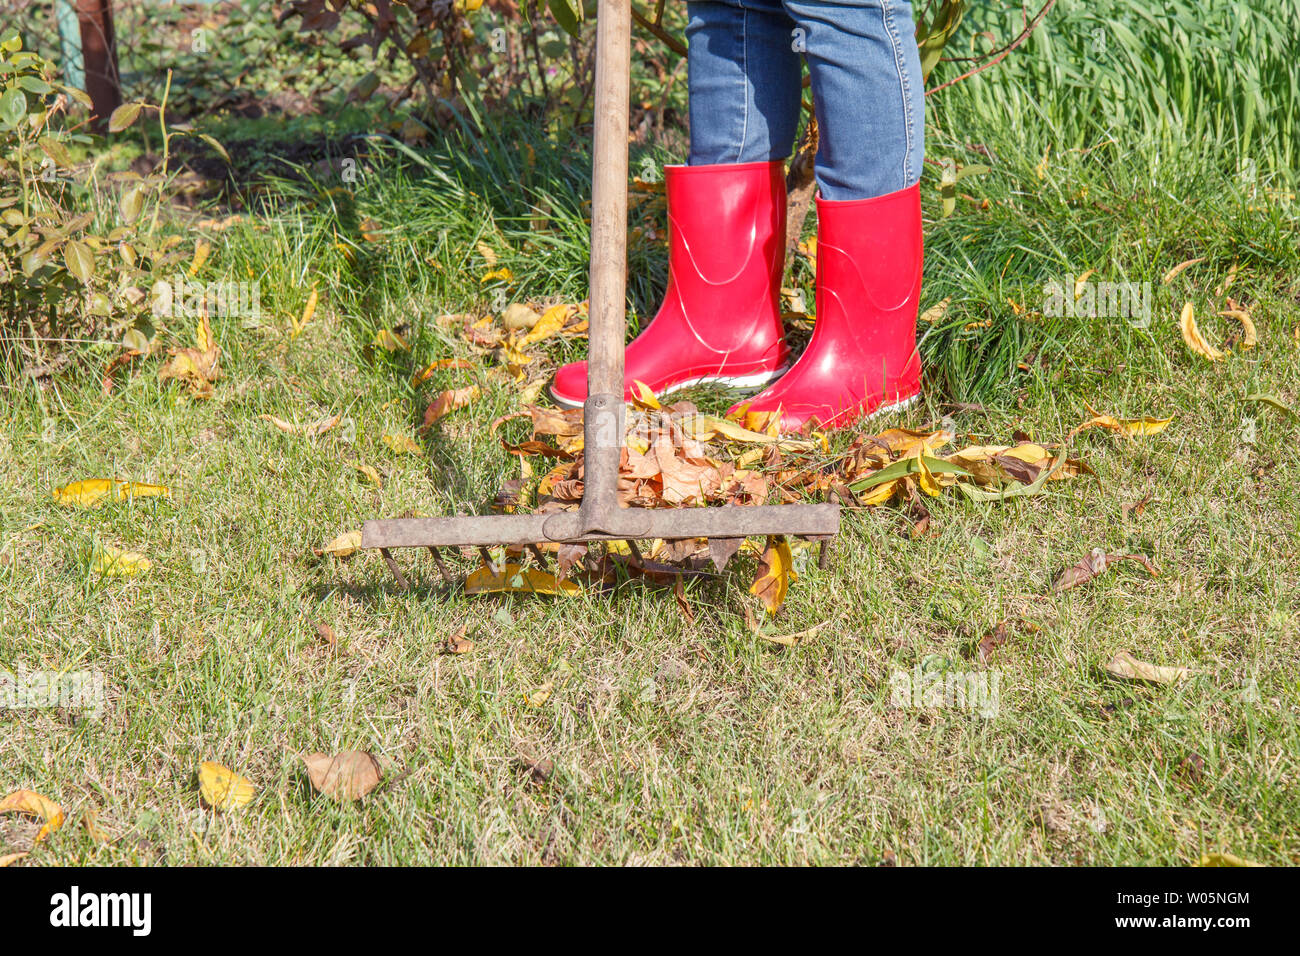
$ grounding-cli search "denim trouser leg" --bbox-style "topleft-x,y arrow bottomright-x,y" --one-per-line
686,0 -> 804,165
686,0 -> 925,200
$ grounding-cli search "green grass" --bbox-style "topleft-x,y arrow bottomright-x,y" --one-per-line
3,104 -> 1298,863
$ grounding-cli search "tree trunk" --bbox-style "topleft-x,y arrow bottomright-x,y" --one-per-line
76,0 -> 121,130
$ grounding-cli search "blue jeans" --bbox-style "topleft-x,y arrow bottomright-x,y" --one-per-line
686,0 -> 924,200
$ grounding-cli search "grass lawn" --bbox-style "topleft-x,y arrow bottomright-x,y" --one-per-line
3,7 -> 1299,865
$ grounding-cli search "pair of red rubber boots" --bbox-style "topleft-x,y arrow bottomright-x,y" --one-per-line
550,159 -> 923,433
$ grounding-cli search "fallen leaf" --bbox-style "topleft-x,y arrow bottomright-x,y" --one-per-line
412,357 -> 474,385
524,681 -> 553,708
292,286 -> 318,338
371,329 -> 409,351
315,622 -> 338,648
519,303 -> 572,345
750,535 -> 796,616
349,461 -> 383,487
1161,257 -> 1205,284
758,621 -> 828,647
316,530 -> 362,558
92,544 -> 151,577
1073,410 -> 1174,438
465,561 -> 579,596
382,433 -> 422,455
500,302 -> 540,330
1179,301 -> 1226,361
481,267 -> 513,284
0,852 -> 27,867
1122,494 -> 1153,519
198,761 -> 257,811
1242,393 -> 1299,419
302,751 -> 383,800
189,240 -> 211,277
1198,852 -> 1262,867
53,479 -> 170,508
977,621 -> 1010,664
0,789 -> 65,842
1105,649 -> 1191,685
422,386 -> 480,428
1217,308 -> 1257,349
159,314 -> 221,395
1052,549 -> 1158,591
444,623 -> 474,654
708,537 -> 744,572
260,414 -> 296,433
919,296 -> 951,324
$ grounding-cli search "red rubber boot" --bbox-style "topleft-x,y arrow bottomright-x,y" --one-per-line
728,183 -> 923,433
550,160 -> 790,407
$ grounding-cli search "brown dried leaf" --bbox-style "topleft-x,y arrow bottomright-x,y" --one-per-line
1052,549 -> 1159,592
302,751 -> 384,800
1105,650 -> 1191,685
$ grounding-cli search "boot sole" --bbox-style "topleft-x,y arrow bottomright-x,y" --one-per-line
864,391 -> 921,421
549,365 -> 790,409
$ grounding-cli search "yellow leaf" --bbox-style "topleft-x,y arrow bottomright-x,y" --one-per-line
198,761 -> 257,811
749,535 -> 795,615
630,380 -> 661,410
519,303 -> 572,346
916,455 -> 941,496
195,313 -> 214,353
92,544 -> 151,577
919,296 -> 951,324
349,461 -> 383,487
1179,301 -> 1226,361
188,239 -> 211,277
464,560 -> 579,596
524,681 -> 553,708
412,357 -> 474,385
1217,309 -> 1257,349
53,479 -> 170,508
1073,270 -> 1096,297
371,329 -> 409,351
259,414 -> 296,433
303,412 -> 342,437
1198,852 -> 1263,868
1074,409 -> 1174,438
1161,257 -> 1205,284
318,530 -> 362,558
481,267 -> 513,284
382,433 -> 423,455
0,789 -> 65,843
0,852 -> 27,867
476,241 -> 498,267
857,477 -> 904,506
293,286 -> 318,339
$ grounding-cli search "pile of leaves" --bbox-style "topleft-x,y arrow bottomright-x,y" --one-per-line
471,387 -> 1173,612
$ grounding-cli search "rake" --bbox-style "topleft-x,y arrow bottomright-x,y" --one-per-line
361,0 -> 840,590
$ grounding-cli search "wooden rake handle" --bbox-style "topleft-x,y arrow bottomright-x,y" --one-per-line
546,0 -> 644,541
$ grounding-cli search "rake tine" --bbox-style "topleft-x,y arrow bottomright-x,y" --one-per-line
528,544 -> 550,570
426,546 -> 453,584
380,547 -> 411,592
624,539 -> 644,565
818,538 -> 833,571
478,546 -> 496,570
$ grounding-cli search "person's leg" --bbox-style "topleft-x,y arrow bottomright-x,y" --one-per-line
727,0 -> 926,432
552,0 -> 805,407
784,0 -> 924,198
687,0 -> 804,165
